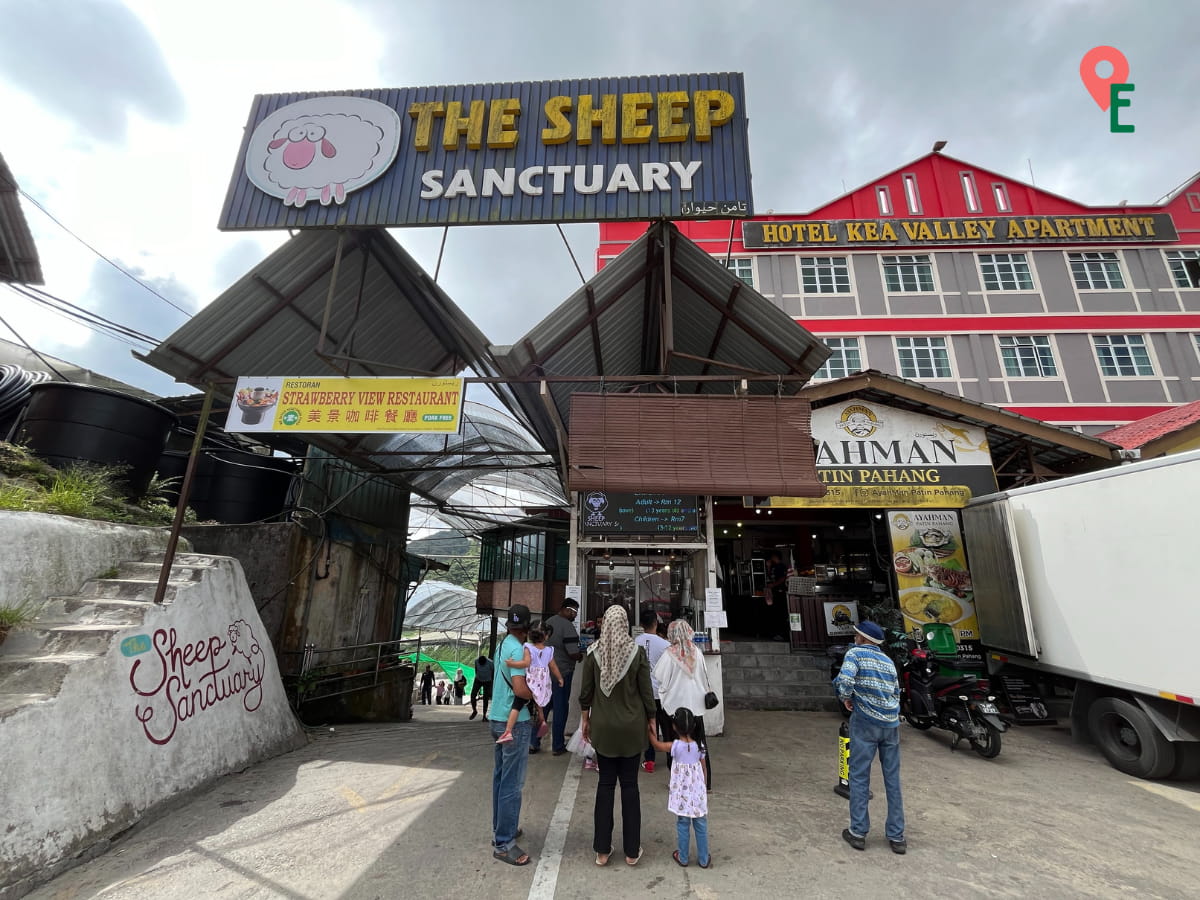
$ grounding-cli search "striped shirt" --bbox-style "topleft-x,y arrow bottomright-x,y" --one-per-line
834,644 -> 900,727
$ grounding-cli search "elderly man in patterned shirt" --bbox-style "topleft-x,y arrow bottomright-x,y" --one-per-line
833,620 -> 907,855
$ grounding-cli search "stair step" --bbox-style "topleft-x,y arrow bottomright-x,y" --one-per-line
118,561 -> 211,581
35,597 -> 154,627
171,553 -> 222,568
0,659 -> 73,695
73,579 -> 181,603
22,624 -> 125,656
725,697 -> 838,712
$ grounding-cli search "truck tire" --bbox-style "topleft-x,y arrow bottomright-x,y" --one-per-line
1169,743 -> 1200,782
1087,697 -> 1177,779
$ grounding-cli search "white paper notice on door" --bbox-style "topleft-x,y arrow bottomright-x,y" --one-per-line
706,610 -> 728,628
564,585 -> 582,603
704,587 -> 724,612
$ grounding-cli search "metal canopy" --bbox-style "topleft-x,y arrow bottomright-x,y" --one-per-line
800,369 -> 1124,485
493,220 -> 832,463
140,228 -> 559,516
0,151 -> 43,284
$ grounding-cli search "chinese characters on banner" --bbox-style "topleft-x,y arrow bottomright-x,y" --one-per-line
224,376 -> 464,434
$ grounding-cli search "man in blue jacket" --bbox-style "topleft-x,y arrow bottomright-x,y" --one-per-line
833,621 -> 907,855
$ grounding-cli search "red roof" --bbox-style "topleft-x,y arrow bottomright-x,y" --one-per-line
1095,401 -> 1200,449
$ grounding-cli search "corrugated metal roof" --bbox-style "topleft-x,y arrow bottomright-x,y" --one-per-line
1095,400 -> 1200,451
0,151 -> 43,284
494,221 -> 831,459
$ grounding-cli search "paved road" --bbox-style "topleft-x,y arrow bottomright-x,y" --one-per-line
26,704 -> 1200,899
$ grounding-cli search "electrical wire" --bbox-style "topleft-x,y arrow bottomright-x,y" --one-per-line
13,185 -> 193,317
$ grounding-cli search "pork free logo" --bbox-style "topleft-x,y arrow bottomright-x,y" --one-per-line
1080,46 -> 1134,133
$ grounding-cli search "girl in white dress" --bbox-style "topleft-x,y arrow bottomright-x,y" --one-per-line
648,707 -> 711,868
497,625 -> 564,743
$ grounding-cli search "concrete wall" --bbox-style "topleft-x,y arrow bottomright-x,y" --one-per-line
0,555 -> 306,896
0,512 -> 177,611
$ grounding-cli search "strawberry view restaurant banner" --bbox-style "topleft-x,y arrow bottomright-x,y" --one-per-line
224,376 -> 464,434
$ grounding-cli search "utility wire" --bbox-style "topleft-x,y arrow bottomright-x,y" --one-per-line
13,185 -> 193,317
0,308 -> 68,379
8,284 -> 161,346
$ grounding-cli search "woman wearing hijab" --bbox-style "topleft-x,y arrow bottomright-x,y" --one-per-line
579,604 -> 656,867
653,619 -> 714,789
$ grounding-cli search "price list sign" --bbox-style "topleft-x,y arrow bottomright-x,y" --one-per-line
580,492 -> 701,535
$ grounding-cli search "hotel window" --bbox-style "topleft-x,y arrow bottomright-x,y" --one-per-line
992,182 -> 1012,213
902,173 -> 922,214
1092,334 -> 1154,376
1194,334 -> 1200,361
882,254 -> 935,292
876,186 -> 893,216
961,172 -> 981,213
999,335 -> 1058,377
1068,251 -> 1126,290
812,338 -> 862,379
800,256 -> 851,293
725,257 -> 754,287
896,336 -> 952,379
979,253 -> 1034,291
1165,250 -> 1200,288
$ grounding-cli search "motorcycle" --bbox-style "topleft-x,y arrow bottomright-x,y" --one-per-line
829,626 -> 1007,759
899,630 -> 1007,759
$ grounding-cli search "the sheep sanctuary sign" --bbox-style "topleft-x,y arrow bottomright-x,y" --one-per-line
217,73 -> 753,229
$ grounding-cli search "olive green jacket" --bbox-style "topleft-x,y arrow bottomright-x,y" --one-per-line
579,648 -> 656,758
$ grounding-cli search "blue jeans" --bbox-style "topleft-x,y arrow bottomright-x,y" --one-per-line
490,719 -> 531,851
848,713 -> 905,842
543,669 -> 573,752
676,815 -> 709,866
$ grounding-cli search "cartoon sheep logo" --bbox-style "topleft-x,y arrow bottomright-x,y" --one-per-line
244,96 -> 402,208
228,618 -> 261,662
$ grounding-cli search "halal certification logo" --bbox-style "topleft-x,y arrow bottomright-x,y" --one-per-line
893,514 -> 912,531
280,409 -> 301,427
837,404 -> 882,438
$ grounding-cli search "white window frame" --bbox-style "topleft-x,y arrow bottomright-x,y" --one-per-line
1193,333 -> 1200,363
811,337 -> 863,380
1092,334 -> 1155,377
799,256 -> 852,294
724,256 -> 754,288
902,173 -> 922,214
895,336 -> 953,379
876,186 -> 893,217
978,252 -> 1035,292
1067,251 -> 1127,291
998,335 -> 1058,378
961,172 -> 981,213
1164,249 -> 1200,289
881,254 -> 936,293
992,182 -> 1012,213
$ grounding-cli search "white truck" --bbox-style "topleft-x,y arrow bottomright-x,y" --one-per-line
962,448 -> 1200,780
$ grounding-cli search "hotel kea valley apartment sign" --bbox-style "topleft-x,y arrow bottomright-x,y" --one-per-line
748,402 -> 998,509
224,376 -> 464,434
742,213 -> 1178,248
218,74 -> 753,229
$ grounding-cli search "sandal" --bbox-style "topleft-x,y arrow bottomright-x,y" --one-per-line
626,846 -> 644,866
699,858 -> 712,869
672,849 -> 687,867
595,851 -> 611,867
493,844 -> 531,866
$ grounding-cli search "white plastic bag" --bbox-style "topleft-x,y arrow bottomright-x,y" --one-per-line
566,728 -> 595,759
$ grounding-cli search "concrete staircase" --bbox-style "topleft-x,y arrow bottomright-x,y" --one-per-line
720,642 -> 839,711
0,553 -> 220,719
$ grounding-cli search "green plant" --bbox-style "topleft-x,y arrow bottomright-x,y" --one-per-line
0,480 -> 34,510
38,466 -> 118,518
97,566 -> 120,579
0,598 -> 43,629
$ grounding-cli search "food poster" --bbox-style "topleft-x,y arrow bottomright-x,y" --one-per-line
887,510 -> 981,660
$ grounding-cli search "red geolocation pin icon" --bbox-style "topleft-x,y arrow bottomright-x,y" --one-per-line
1080,46 -> 1130,110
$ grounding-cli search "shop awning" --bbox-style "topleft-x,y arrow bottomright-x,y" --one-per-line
0,151 -> 43,284
494,221 -> 832,467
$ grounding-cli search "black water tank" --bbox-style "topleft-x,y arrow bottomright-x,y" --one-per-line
188,448 -> 297,525
17,383 -> 177,496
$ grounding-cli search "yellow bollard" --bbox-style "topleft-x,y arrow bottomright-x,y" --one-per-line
835,720 -> 850,798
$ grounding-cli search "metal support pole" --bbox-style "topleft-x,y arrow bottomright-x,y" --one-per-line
316,229 -> 346,354
153,385 -> 215,605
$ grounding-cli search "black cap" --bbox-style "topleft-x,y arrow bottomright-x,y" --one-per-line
506,604 -> 532,629
561,598 -> 579,611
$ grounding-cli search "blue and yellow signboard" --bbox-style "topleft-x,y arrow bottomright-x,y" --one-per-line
218,73 -> 752,229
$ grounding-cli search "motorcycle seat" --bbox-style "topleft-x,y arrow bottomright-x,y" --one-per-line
929,674 -> 977,692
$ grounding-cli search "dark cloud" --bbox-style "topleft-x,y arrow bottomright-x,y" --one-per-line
41,259 -> 195,396
0,0 -> 184,143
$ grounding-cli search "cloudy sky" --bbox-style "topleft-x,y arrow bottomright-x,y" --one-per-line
1,0 -> 1197,396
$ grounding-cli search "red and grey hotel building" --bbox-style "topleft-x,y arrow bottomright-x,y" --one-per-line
597,150 -> 1200,434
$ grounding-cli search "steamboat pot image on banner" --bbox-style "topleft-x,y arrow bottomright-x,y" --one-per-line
887,509 -> 980,644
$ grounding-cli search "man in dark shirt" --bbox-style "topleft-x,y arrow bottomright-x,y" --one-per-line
470,655 -> 494,720
539,598 -> 583,755
765,551 -> 790,642
419,665 -> 434,705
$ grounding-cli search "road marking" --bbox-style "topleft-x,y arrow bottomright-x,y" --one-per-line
1131,780 -> 1200,813
339,786 -> 367,812
527,758 -> 582,900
